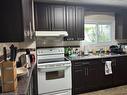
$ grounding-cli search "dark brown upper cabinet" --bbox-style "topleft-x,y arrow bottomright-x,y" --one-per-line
1,0 -> 33,42
34,3 -> 50,31
65,6 -> 84,41
115,11 -> 127,40
75,6 -> 85,41
34,3 -> 66,31
51,5 -> 66,31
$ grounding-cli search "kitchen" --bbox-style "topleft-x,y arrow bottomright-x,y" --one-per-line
1,0 -> 127,95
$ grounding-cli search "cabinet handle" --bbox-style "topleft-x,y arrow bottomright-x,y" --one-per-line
82,62 -> 89,65
29,21 -> 33,39
114,60 -> 116,66
84,68 -> 86,76
85,68 -> 87,76
85,68 -> 88,76
87,68 -> 88,76
112,59 -> 116,66
114,61 -> 116,66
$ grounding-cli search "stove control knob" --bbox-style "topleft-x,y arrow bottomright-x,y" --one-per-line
40,51 -> 43,54
37,51 -> 40,54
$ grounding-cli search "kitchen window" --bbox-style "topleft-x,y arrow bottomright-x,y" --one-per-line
83,14 -> 115,45
84,23 -> 112,44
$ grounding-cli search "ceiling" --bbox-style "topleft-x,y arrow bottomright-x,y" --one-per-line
35,0 -> 127,7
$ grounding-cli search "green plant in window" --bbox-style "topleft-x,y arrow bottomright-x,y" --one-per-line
85,24 -> 97,43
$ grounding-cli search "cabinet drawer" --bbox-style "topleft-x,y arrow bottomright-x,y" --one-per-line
72,62 -> 83,70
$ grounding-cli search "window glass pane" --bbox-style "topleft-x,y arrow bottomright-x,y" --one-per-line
98,24 -> 111,43
84,24 -> 97,44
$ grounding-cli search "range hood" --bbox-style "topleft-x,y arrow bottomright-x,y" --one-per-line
35,31 -> 68,37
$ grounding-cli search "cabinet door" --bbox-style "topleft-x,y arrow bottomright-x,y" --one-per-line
83,60 -> 102,91
101,58 -> 117,88
73,69 -> 84,94
115,11 -> 127,39
65,6 -> 76,41
22,0 -> 34,40
115,12 -> 123,39
34,3 -> 51,31
72,61 -> 84,95
116,56 -> 127,84
65,5 -> 84,41
1,0 -> 24,42
51,5 -> 66,31
75,6 -> 84,40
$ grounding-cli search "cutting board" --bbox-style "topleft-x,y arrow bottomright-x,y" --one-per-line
0,67 -> 28,77
16,67 -> 28,77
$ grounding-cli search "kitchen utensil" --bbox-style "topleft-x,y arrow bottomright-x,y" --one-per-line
30,54 -> 35,64
3,47 -> 7,61
14,47 -> 17,61
26,49 -> 30,54
10,44 -> 15,61
26,54 -> 31,68
19,54 -> 26,66
10,44 -> 17,61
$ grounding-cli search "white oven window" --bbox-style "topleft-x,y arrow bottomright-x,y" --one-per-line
46,70 -> 65,80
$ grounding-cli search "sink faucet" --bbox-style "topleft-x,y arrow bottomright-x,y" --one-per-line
99,48 -> 104,56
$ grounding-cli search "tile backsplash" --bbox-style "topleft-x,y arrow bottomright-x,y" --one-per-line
36,37 -> 80,47
36,37 -> 63,47
0,43 -> 19,55
0,41 -> 36,55
0,41 -> 36,62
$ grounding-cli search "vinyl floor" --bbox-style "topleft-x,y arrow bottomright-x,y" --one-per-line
79,85 -> 127,95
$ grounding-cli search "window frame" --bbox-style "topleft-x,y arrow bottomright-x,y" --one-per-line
83,20 -> 114,45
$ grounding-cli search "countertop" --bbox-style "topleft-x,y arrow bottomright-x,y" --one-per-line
67,53 -> 127,61
0,63 -> 36,95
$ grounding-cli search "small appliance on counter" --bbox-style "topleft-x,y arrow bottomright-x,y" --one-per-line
18,50 -> 35,68
117,43 -> 127,54
109,45 -> 125,54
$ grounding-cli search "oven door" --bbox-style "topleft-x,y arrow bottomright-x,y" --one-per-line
37,63 -> 71,94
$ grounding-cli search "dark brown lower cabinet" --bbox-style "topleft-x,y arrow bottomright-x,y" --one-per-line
82,60 -> 103,91
72,59 -> 103,95
72,56 -> 127,95
72,61 -> 84,94
116,56 -> 127,85
101,58 -> 117,88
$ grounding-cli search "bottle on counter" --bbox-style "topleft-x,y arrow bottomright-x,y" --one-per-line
26,49 -> 31,68
64,47 -> 72,57
64,48 -> 68,56
68,47 -> 71,56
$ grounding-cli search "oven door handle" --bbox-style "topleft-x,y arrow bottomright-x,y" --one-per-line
53,92 -> 70,95
38,65 -> 70,72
